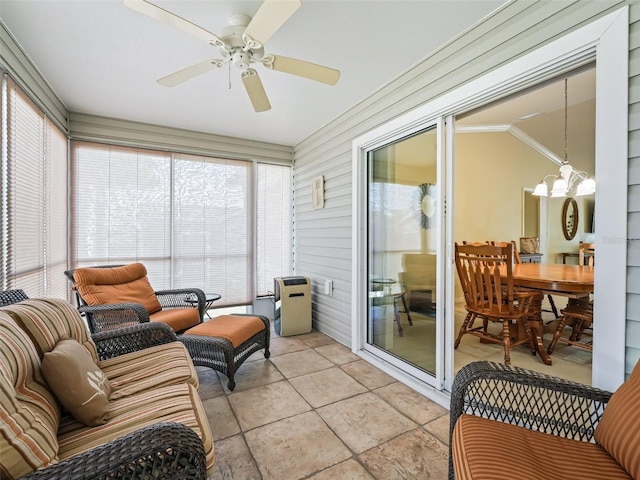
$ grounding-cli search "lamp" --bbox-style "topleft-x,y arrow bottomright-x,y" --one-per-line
532,78 -> 595,197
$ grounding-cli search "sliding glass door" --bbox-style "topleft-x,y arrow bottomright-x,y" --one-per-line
365,122 -> 445,386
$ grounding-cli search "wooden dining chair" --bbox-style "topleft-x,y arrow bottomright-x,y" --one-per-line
488,240 -> 558,318
454,242 -> 543,365
547,298 -> 593,353
548,243 -> 594,354
579,241 -> 595,266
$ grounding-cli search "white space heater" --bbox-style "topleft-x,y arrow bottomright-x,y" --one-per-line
274,276 -> 311,336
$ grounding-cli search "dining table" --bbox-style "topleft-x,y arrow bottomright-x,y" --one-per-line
502,263 -> 594,366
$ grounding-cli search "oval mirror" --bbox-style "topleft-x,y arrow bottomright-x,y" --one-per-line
562,197 -> 579,240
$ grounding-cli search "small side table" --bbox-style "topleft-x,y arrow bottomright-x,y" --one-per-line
186,293 -> 221,319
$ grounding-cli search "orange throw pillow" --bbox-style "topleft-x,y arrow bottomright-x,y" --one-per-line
594,360 -> 640,478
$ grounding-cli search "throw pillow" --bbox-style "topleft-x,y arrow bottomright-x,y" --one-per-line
41,337 -> 112,426
594,359 -> 640,479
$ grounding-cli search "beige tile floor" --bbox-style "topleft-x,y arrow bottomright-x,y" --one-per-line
197,324 -> 450,480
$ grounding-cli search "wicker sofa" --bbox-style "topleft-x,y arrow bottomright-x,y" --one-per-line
0,295 -> 214,479
449,361 -> 639,479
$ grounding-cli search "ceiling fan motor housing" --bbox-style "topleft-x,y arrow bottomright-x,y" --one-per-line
232,50 -> 251,70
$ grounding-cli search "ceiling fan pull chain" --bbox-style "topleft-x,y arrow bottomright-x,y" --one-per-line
228,61 -> 231,90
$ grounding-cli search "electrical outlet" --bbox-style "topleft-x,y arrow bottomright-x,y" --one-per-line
324,279 -> 333,296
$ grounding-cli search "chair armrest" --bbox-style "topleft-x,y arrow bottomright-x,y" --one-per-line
79,303 -> 150,333
156,288 -> 206,320
18,422 -> 206,480
92,322 -> 177,361
448,361 -> 612,479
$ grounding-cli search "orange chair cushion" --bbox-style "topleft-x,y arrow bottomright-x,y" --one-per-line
184,315 -> 265,348
150,309 -> 201,333
73,263 -> 162,315
594,360 -> 640,478
453,414 -> 631,479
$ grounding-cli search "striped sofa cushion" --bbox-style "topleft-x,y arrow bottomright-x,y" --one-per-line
57,382 -> 215,475
453,414 -> 631,479
1,298 -> 98,361
594,360 -> 640,478
100,342 -> 199,398
0,312 -> 60,479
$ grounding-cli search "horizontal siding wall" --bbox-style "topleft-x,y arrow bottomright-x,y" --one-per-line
293,0 -> 626,348
69,113 -> 293,165
627,2 -> 640,376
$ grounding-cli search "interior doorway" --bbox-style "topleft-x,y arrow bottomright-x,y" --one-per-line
452,69 -> 595,385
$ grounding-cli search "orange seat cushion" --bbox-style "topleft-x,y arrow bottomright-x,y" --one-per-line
150,308 -> 200,333
184,315 -> 265,348
594,360 -> 640,478
73,263 -> 162,314
453,414 -> 631,479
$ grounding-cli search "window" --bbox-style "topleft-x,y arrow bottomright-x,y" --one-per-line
1,76 -> 68,297
71,141 -> 290,306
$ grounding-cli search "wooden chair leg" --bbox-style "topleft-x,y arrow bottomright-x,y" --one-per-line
547,314 -> 569,354
502,320 -> 512,366
455,312 -> 475,348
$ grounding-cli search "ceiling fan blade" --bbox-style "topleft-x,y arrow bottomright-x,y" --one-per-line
243,0 -> 301,46
270,55 -> 340,85
123,0 -> 224,46
157,59 -> 222,87
241,69 -> 271,112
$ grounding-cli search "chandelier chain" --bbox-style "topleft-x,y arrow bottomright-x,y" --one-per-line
564,78 -> 568,165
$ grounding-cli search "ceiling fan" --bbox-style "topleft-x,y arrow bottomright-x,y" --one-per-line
123,0 -> 341,112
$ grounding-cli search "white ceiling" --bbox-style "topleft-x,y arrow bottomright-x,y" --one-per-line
0,0 -> 506,146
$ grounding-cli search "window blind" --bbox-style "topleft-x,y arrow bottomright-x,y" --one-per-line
71,142 -> 172,286
71,142 -> 290,306
256,163 -> 291,296
172,153 -> 253,305
3,77 -> 68,297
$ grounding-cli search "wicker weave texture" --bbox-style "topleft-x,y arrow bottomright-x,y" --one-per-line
180,314 -> 270,390
448,361 -> 612,479
0,289 -> 28,306
19,422 -> 207,480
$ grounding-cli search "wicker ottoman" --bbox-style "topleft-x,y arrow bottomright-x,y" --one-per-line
179,314 -> 270,390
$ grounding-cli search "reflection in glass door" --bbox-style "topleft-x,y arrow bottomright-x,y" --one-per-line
367,126 -> 440,377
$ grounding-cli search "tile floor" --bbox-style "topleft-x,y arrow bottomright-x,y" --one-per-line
198,324 -> 450,480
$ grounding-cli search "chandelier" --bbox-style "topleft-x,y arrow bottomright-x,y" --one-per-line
532,78 -> 595,197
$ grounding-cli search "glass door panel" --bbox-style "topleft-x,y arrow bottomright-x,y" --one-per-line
366,126 -> 440,377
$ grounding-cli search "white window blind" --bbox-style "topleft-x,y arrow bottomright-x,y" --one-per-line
256,163 -> 291,296
71,142 -> 172,286
71,142 -> 290,306
173,153 -> 253,305
2,77 -> 68,297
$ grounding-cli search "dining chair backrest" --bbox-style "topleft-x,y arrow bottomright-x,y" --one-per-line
488,240 -> 521,264
455,242 -> 515,315
579,242 -> 595,266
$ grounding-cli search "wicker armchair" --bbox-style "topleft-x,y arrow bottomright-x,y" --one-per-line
448,361 -> 619,479
64,263 -> 206,334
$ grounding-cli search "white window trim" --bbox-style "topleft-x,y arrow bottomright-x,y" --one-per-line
353,7 -> 628,399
